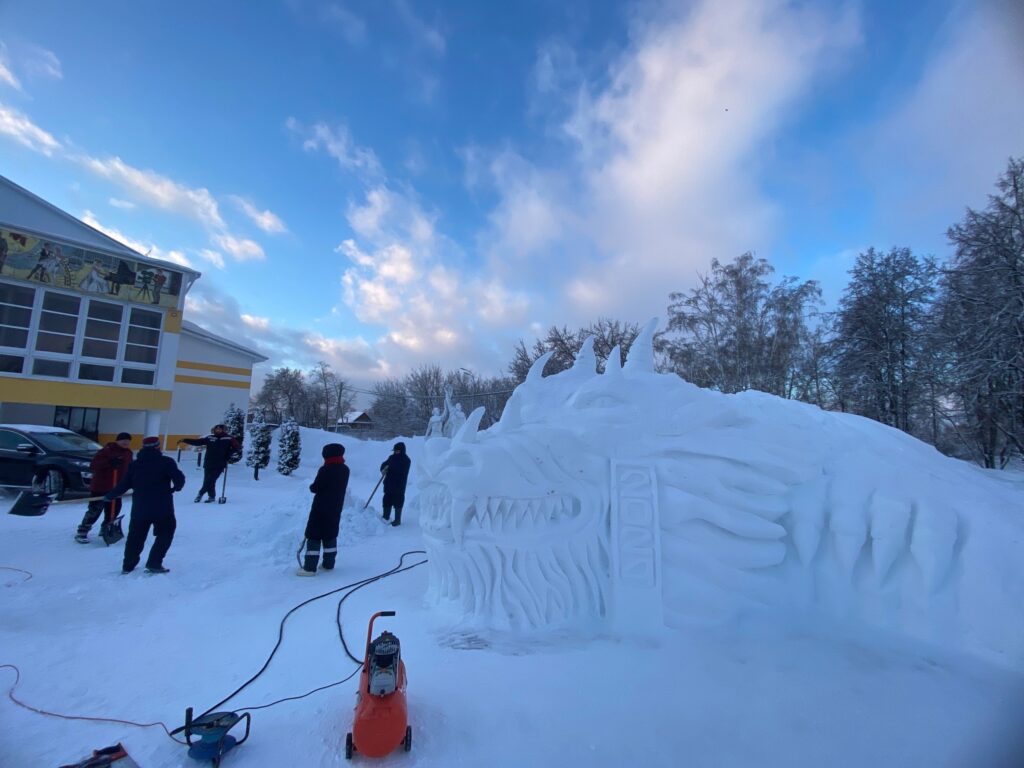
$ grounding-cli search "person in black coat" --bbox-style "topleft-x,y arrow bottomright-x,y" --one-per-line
380,442 -> 411,527
298,443 -> 350,576
104,436 -> 186,574
180,424 -> 240,503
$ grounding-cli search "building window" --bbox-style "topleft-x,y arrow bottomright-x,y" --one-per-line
125,307 -> 161,365
0,283 -> 34,349
79,362 -> 115,382
32,358 -> 70,377
121,367 -> 155,385
54,406 -> 100,440
36,291 -> 80,355
0,353 -> 23,373
82,300 -> 122,360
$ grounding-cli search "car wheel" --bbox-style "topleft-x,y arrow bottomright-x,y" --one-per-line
39,469 -> 65,500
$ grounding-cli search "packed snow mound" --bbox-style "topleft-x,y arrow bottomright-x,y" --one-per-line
418,320 -> 1024,669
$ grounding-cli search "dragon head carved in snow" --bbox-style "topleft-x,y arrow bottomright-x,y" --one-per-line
418,319 -> 1024,667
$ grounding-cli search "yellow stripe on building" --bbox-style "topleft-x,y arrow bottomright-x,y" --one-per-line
174,374 -> 252,390
0,378 -> 172,409
176,359 -> 253,376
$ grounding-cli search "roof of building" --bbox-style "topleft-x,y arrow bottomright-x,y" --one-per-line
181,320 -> 268,363
0,174 -> 201,278
338,410 -> 372,423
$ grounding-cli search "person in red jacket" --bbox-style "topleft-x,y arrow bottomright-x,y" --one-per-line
75,432 -> 134,543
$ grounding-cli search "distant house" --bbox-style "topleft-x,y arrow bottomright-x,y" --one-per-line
336,410 -> 373,431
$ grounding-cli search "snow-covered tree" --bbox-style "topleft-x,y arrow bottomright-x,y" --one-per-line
277,417 -> 301,475
223,402 -> 246,463
246,409 -> 271,480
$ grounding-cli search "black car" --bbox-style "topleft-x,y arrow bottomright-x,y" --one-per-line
0,425 -> 100,500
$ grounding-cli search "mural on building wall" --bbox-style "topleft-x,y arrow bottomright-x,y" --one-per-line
0,228 -> 184,308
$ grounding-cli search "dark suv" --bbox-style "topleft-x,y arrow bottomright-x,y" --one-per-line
0,425 -> 100,500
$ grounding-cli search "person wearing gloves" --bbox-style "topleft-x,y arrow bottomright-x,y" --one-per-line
104,436 -> 186,574
75,432 -> 133,544
379,442 -> 411,527
298,443 -> 350,576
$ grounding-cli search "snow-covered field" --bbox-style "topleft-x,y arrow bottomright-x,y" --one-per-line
3,427 -> 1024,767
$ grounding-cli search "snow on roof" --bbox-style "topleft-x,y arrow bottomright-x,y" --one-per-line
338,410 -> 371,423
181,319 -> 268,363
0,174 -> 200,277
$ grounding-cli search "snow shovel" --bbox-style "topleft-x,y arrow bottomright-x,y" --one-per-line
363,468 -> 387,510
8,491 -> 130,517
99,470 -> 125,545
218,464 -> 229,504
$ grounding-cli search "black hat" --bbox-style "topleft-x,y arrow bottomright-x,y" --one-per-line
213,424 -> 227,431
393,442 -> 406,453
116,432 -> 132,441
322,443 -> 345,459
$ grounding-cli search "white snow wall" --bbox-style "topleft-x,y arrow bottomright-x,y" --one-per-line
418,321 -> 1024,670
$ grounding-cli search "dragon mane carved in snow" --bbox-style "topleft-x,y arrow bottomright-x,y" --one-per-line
418,320 -> 1024,667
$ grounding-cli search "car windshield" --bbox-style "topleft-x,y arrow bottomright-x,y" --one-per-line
30,431 -> 102,453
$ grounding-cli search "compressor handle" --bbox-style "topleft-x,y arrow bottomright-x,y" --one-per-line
364,611 -> 398,669
380,611 -> 396,617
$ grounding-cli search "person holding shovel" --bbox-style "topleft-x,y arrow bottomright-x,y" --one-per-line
297,443 -> 349,576
180,424 -> 239,503
75,432 -> 133,544
379,442 -> 411,527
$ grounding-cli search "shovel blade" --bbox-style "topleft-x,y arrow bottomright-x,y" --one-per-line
9,490 -> 51,516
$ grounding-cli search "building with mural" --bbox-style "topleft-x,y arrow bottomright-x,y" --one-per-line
0,174 -> 266,452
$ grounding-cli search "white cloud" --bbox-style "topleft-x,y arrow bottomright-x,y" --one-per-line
394,0 -> 446,56
321,3 -> 367,45
0,103 -> 61,155
287,117 -> 382,178
109,197 -> 136,210
78,155 -> 225,229
198,249 -> 226,270
24,45 -> 62,81
241,313 -> 271,330
228,195 -> 288,234
211,233 -> 265,262
81,211 -> 194,269
0,45 -> 21,91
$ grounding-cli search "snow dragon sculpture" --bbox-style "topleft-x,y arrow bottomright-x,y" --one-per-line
418,320 -> 1024,668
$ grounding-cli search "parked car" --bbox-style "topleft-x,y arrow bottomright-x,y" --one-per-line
0,425 -> 101,500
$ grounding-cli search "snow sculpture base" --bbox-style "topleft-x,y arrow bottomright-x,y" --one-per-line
419,319 -> 1024,670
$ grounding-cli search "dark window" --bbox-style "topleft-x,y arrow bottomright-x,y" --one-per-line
121,368 -> 155,385
0,284 -> 34,307
33,358 -> 70,377
124,344 -> 158,364
0,354 -> 23,373
127,326 -> 160,346
78,363 -> 115,382
39,311 -> 78,335
0,327 -> 28,348
0,429 -> 27,451
85,318 -> 120,341
0,305 -> 31,327
53,406 -> 101,439
87,300 -> 123,323
42,292 -> 80,314
35,332 -> 75,355
129,308 -> 162,329
81,338 -> 118,359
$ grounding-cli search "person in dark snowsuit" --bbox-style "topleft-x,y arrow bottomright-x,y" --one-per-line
75,432 -> 134,543
380,442 -> 411,527
104,436 -> 186,574
298,443 -> 349,576
180,424 -> 239,502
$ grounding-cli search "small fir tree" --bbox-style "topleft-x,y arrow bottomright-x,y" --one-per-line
277,417 -> 301,476
246,409 -> 272,480
223,403 -> 246,463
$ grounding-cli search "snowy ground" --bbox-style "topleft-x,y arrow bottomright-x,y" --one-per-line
2,431 -> 1023,767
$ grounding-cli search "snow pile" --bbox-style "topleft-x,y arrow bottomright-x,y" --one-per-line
419,321 -> 1024,669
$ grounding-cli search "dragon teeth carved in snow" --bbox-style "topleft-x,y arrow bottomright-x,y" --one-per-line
417,319 -> 1024,668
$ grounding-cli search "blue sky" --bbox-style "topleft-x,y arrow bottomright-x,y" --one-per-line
1,0 -> 1021,388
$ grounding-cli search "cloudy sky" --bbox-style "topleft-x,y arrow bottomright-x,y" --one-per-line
1,0 -> 1021,390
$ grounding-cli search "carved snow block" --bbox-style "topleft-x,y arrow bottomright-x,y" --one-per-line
610,461 -> 664,633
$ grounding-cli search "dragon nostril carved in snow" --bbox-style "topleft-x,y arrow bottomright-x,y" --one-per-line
417,319 -> 1024,669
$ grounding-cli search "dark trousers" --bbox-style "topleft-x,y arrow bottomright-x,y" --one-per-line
383,491 -> 405,524
123,510 -> 176,571
383,504 -> 403,524
302,537 -> 337,572
198,465 -> 225,498
77,497 -> 122,535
